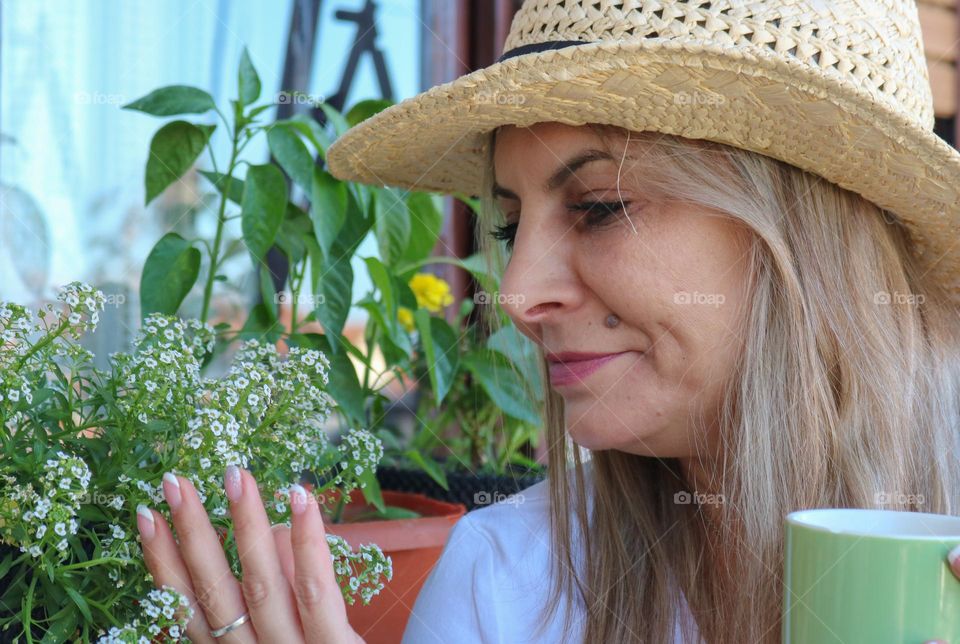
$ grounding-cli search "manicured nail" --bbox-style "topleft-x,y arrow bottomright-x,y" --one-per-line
162,472 -> 182,510
225,465 -> 242,502
949,544 -> 960,569
289,483 -> 308,515
136,504 -> 155,541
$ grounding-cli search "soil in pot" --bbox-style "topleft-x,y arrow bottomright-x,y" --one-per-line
376,461 -> 547,511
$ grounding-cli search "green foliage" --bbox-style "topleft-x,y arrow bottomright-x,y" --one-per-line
0,284 -> 391,641
126,48 -> 545,509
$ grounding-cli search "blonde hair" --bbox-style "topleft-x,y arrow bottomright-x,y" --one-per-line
473,124 -> 960,643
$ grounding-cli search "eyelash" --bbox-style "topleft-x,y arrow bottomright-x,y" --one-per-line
488,201 -> 630,249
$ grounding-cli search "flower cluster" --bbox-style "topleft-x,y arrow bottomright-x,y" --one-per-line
0,284 -> 392,642
96,586 -> 193,643
0,282 -> 105,423
0,451 -> 91,559
327,533 -> 394,606
113,313 -> 216,424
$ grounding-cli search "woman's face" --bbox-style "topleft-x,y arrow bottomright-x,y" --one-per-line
493,122 -> 753,458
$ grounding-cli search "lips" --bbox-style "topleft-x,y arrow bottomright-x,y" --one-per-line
547,351 -> 631,387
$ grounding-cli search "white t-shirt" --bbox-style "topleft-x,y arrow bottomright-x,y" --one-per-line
401,459 -> 699,643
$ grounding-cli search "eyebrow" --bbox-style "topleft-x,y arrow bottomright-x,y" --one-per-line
491,148 -> 616,200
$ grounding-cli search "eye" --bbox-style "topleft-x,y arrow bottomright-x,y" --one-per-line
488,221 -> 518,250
568,200 -> 630,228
487,200 -> 632,250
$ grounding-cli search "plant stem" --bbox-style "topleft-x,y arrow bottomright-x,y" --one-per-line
13,320 -> 69,371
200,119 -> 243,324
57,557 -> 128,572
289,258 -> 302,335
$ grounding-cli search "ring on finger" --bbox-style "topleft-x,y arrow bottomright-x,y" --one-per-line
209,612 -> 251,638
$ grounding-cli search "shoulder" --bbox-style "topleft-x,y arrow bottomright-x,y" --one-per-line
401,462 -> 594,644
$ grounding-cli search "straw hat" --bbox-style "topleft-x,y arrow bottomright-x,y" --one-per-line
325,0 -> 960,301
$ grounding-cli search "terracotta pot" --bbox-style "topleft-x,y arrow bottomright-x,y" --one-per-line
323,489 -> 466,644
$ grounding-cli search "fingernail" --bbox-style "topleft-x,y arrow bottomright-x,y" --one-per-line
949,544 -> 960,568
289,483 -> 307,515
136,504 -> 155,541
162,472 -> 182,510
225,465 -> 242,502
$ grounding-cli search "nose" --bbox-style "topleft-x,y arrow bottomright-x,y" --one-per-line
497,214 -> 582,338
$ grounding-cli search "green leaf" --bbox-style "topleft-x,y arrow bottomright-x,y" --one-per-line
278,114 -> 331,156
401,192 -> 444,266
373,187 -> 410,266
241,164 -> 287,264
404,449 -> 449,491
357,466 -> 385,513
345,98 -> 394,127
139,232 -> 200,318
200,170 -> 307,222
318,103 -> 350,137
274,206 -> 313,264
123,85 -> 216,116
351,505 -> 421,521
462,349 -> 541,425
239,303 -> 281,342
414,309 -> 459,404
359,300 -> 410,364
144,121 -> 215,205
487,324 -> 543,396
260,266 -> 279,320
63,586 -> 92,623
311,168 -> 347,260
267,124 -> 314,193
311,244 -> 353,344
39,604 -> 79,643
364,257 -> 395,322
238,47 -> 261,107
333,188 -> 372,257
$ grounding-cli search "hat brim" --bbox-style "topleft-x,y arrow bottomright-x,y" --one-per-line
325,38 -> 960,299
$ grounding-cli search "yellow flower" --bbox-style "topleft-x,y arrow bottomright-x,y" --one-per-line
408,273 -> 454,313
398,306 -> 415,333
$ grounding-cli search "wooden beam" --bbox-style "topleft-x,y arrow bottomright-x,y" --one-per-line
920,2 -> 956,63
930,58 -> 956,116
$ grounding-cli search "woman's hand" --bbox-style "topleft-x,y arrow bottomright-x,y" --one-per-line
135,465 -> 364,643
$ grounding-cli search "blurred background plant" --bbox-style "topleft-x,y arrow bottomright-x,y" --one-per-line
126,48 -> 546,507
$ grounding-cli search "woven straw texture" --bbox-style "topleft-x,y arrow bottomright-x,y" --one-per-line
325,0 -> 960,302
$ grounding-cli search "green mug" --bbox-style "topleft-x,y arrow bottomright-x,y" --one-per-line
783,508 -> 960,643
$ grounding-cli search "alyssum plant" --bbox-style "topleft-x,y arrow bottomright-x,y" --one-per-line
0,283 -> 391,642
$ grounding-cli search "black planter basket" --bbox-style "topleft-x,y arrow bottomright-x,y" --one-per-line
375,462 -> 548,511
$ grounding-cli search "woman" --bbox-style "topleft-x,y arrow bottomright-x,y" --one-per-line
137,0 -> 960,641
